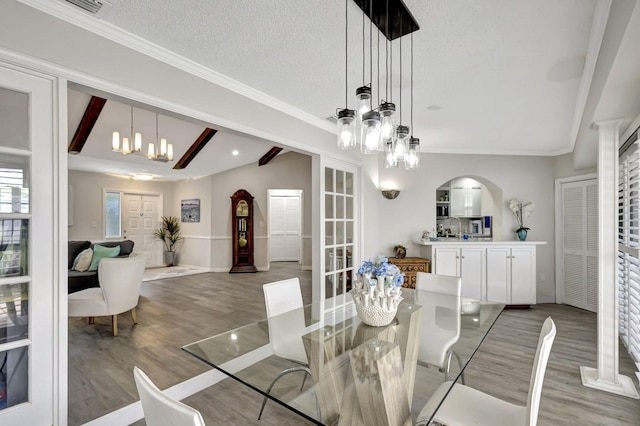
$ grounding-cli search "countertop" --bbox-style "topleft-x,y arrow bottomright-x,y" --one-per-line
412,239 -> 547,246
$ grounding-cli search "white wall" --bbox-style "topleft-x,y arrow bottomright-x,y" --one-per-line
171,177 -> 213,268
209,152 -> 313,271
68,170 -> 174,242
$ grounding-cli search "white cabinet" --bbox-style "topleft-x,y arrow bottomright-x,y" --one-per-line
486,246 -> 536,304
427,243 -> 539,305
450,177 -> 482,217
433,246 -> 485,300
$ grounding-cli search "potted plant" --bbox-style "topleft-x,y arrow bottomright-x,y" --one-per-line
153,215 -> 183,266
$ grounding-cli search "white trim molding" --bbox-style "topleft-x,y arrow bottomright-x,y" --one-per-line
580,119 -> 639,399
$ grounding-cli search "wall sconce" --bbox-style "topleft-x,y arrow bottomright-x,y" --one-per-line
381,189 -> 400,200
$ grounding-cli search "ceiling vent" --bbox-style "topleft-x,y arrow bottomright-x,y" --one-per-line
64,0 -> 108,14
325,115 -> 338,125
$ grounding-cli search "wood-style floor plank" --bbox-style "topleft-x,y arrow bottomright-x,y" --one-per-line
69,265 -> 640,425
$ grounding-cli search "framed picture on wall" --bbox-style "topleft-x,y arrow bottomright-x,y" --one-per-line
181,198 -> 200,223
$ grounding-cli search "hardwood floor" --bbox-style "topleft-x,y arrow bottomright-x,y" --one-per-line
68,265 -> 640,425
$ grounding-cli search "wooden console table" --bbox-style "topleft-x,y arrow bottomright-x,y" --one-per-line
388,257 -> 430,289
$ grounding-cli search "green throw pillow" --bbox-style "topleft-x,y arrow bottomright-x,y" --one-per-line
88,245 -> 121,271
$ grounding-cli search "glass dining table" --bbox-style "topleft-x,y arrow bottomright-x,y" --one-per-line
182,289 -> 504,425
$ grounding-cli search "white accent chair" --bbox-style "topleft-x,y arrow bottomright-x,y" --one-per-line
133,366 -> 205,426
416,316 -> 557,426
68,255 -> 146,336
415,272 -> 464,383
258,277 -> 313,420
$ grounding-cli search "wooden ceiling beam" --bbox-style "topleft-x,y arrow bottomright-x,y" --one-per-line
259,146 -> 283,166
173,128 -> 217,170
68,96 -> 107,154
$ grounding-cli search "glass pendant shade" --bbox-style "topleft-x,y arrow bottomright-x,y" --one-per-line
112,131 -> 120,151
384,140 -> 397,168
122,137 -> 131,154
133,132 -> 142,152
379,102 -> 396,143
355,86 -> 372,119
355,86 -> 372,145
404,137 -> 420,170
361,110 -> 381,154
336,108 -> 356,150
394,125 -> 410,160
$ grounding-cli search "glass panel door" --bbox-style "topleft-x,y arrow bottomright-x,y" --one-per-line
0,64 -> 56,424
322,161 -> 358,311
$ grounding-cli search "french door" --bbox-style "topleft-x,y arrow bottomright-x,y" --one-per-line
0,63 -> 58,424
321,160 -> 359,312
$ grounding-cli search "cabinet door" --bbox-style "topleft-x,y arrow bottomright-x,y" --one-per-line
450,187 -> 466,217
469,187 -> 482,216
511,247 -> 536,304
486,247 -> 511,303
460,247 -> 484,300
434,247 -> 460,277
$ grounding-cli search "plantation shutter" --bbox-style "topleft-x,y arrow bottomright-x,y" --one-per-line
618,133 -> 640,380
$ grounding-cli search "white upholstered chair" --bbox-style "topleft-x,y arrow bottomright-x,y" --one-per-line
258,277 -> 313,420
415,272 -> 464,383
133,366 -> 205,426
68,255 -> 146,336
416,316 -> 557,426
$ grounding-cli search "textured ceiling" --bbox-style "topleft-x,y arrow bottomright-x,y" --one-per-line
90,0 -> 597,156
45,0 -> 608,179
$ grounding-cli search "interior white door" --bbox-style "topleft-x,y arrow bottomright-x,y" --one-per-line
561,179 -> 598,312
123,193 -> 162,267
0,63 -> 56,425
269,194 -> 301,262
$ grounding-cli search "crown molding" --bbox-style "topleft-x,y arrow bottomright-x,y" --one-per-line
17,0 -> 335,135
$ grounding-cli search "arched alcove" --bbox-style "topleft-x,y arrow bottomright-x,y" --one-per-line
435,175 -> 503,240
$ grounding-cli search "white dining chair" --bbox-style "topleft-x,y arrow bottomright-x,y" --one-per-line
416,316 -> 557,426
133,366 -> 205,426
415,272 -> 464,383
258,277 -> 313,420
68,255 -> 146,336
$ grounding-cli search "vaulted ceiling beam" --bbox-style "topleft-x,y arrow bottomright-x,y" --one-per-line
68,96 -> 106,154
259,147 -> 283,166
173,128 -> 217,170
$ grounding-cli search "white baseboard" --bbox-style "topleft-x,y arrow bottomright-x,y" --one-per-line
301,265 -> 312,271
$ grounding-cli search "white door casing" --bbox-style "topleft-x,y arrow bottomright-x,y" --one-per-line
268,190 -> 302,262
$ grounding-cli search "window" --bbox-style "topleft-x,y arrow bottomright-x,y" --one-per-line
618,135 -> 640,366
104,191 -> 121,238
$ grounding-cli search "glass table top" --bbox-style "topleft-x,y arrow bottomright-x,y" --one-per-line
182,289 -> 504,425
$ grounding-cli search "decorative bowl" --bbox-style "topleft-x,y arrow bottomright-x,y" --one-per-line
354,302 -> 399,327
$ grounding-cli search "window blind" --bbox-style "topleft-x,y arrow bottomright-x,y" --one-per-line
618,136 -> 640,378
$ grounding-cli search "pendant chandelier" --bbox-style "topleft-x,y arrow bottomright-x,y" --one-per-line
111,106 -> 173,162
336,0 -> 421,170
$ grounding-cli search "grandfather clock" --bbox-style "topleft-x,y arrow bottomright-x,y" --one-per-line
230,189 -> 257,273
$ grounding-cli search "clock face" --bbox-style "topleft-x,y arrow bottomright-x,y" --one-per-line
236,200 -> 249,217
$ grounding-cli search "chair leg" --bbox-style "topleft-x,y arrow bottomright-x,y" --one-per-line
112,314 -> 118,337
444,350 -> 465,385
131,307 -> 138,324
258,366 -> 312,420
88,317 -> 95,324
